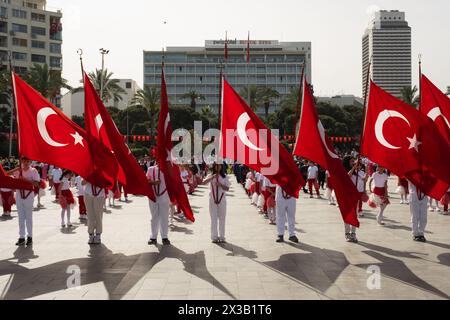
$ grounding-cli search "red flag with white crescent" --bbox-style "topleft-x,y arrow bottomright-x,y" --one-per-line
12,72 -> 118,188
0,163 -> 34,190
294,77 -> 360,227
157,69 -> 195,222
220,77 -> 304,198
361,81 -> 450,199
84,72 -> 155,200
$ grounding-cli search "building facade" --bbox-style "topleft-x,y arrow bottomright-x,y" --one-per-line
317,95 -> 364,108
144,40 -> 311,113
362,10 -> 411,98
62,79 -> 141,118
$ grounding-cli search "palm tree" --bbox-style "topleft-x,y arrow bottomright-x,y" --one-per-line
25,63 -> 71,101
239,85 -> 260,111
73,69 -> 126,104
181,90 -> 205,110
280,87 -> 300,111
400,85 -> 419,107
131,85 -> 161,137
258,86 -> 280,119
200,105 -> 216,128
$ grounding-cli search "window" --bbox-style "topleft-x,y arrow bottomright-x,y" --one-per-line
126,82 -> 131,89
12,9 -> 27,19
49,43 -> 61,53
12,23 -> 27,33
31,54 -> 46,63
0,35 -> 6,47
0,6 -> 7,18
0,21 -> 6,33
50,56 -> 61,67
31,26 -> 46,36
31,13 -> 46,22
14,66 -> 27,74
12,52 -> 27,61
32,40 -> 45,49
12,38 -> 28,47
24,1 -> 37,9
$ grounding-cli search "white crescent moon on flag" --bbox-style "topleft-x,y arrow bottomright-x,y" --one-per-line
375,110 -> 411,149
427,107 -> 450,128
37,107 -> 69,147
237,113 -> 264,151
317,121 -> 339,159
95,114 -> 103,133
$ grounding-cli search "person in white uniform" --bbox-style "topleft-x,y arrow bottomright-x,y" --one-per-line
275,185 -> 298,243
409,181 -> 429,242
83,180 -> 106,245
51,166 -> 62,202
11,157 -> 40,246
203,163 -> 231,243
147,164 -> 171,245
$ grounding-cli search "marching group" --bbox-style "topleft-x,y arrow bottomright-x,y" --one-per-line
1,152 -> 449,248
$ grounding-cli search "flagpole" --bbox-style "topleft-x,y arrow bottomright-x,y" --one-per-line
246,31 -> 250,109
6,52 -> 14,159
359,57 -> 372,155
8,51 -> 22,177
77,49 -> 84,83
294,63 -> 305,141
418,54 -> 422,111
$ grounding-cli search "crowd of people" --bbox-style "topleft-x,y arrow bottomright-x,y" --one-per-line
1,151 -> 449,248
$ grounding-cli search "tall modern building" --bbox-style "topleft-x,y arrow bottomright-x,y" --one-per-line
144,40 -> 311,113
362,10 -> 411,98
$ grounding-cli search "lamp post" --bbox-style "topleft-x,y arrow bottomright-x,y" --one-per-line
99,48 -> 109,102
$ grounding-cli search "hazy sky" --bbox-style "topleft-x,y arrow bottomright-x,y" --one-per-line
53,0 -> 450,97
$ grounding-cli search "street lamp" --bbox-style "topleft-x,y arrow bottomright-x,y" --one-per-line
99,48 -> 109,102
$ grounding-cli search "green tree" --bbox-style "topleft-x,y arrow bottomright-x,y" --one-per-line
73,69 -> 126,104
131,85 -> 161,138
71,115 -> 85,128
25,63 -> 71,101
258,86 -> 280,120
400,85 -> 419,107
180,91 -> 205,110
200,105 -> 218,131
239,85 -> 260,111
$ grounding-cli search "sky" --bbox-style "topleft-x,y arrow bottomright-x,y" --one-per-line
52,0 -> 450,97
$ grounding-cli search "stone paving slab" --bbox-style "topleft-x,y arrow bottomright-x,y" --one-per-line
0,176 -> 449,300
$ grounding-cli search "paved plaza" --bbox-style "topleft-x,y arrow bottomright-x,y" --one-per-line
0,176 -> 449,300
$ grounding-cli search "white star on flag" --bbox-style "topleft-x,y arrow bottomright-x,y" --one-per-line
407,134 -> 422,152
71,132 -> 85,147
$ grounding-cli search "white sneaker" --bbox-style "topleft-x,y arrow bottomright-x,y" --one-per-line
400,200 -> 404,204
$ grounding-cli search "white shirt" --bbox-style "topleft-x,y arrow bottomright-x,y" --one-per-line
84,182 -> 105,198
351,171 -> 366,192
307,166 -> 318,180
262,176 -> 276,188
146,166 -> 169,202
61,177 -> 70,191
275,185 -> 295,202
180,170 -> 189,183
75,176 -> 84,196
209,174 -> 231,203
51,168 -> 62,183
13,167 -> 40,199
371,172 -> 389,188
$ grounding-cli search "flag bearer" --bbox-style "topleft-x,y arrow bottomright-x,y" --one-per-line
83,180 -> 106,245
275,185 -> 298,243
51,166 -> 62,202
147,164 -> 171,245
203,163 -> 231,244
409,181 -> 429,242
59,170 -> 75,228
368,166 -> 390,226
12,157 -> 40,246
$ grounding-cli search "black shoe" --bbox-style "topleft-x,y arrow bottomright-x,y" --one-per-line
276,236 -> 284,243
345,233 -> 352,242
413,236 -> 421,242
148,239 -> 157,245
162,238 -> 171,245
26,237 -> 33,246
289,236 -> 299,243
350,233 -> 358,243
419,236 -> 427,242
16,238 -> 26,246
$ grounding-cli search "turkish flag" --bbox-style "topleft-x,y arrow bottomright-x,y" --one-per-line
12,72 -> 118,188
361,81 -> 450,199
83,72 -> 155,201
157,70 -> 194,222
420,74 -> 450,144
220,78 -> 305,198
294,78 -> 360,227
0,164 -> 34,190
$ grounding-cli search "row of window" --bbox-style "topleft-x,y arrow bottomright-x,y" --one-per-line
145,64 -> 303,74
11,51 -> 62,67
0,21 -> 61,41
0,6 -> 46,22
9,37 -> 61,52
145,53 -> 305,64
146,75 -> 299,85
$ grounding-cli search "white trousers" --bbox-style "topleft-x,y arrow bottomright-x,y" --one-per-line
210,199 -> 227,240
85,195 -> 105,235
410,194 -> 428,237
276,198 -> 296,237
16,193 -> 35,238
149,198 -> 170,239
